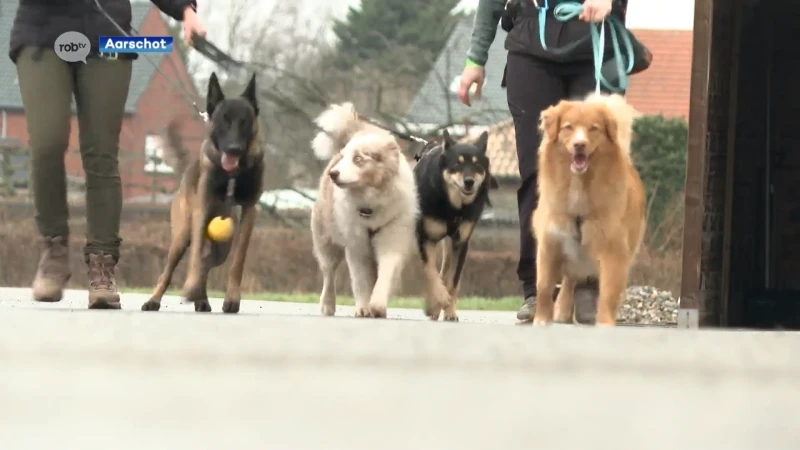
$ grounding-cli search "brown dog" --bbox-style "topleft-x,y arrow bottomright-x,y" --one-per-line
531,94 -> 646,326
142,72 -> 264,313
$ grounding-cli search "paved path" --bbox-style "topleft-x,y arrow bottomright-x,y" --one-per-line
2,287 -> 800,450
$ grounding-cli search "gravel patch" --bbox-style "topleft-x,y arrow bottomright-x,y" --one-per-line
620,285 -> 678,325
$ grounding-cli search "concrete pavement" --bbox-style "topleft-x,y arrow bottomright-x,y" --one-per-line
2,286 -> 800,450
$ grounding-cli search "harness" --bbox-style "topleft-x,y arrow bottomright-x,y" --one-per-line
358,207 -> 380,240
574,215 -> 584,243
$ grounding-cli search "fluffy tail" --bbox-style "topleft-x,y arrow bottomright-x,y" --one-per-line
162,119 -> 192,175
584,93 -> 639,153
311,102 -> 362,160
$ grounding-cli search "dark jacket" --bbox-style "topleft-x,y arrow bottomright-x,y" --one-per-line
505,0 -> 629,64
9,0 -> 197,62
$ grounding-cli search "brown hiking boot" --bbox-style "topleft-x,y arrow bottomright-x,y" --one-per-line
87,253 -> 121,309
32,236 -> 72,302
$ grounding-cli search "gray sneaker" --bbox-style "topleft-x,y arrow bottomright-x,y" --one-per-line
573,280 -> 599,325
516,296 -> 536,322
516,285 -> 562,323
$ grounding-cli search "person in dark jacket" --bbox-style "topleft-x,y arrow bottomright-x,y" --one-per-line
9,0 -> 207,309
459,0 -> 627,323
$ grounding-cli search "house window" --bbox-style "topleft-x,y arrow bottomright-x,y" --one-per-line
144,133 -> 173,174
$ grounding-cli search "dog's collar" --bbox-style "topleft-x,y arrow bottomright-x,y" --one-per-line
358,207 -> 374,218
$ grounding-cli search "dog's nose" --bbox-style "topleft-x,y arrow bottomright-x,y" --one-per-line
463,177 -> 475,189
572,141 -> 587,153
329,170 -> 339,182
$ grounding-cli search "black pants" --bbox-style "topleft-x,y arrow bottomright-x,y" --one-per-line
505,51 -> 621,299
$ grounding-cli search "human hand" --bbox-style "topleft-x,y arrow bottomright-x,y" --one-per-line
579,0 -> 612,22
182,7 -> 207,46
458,64 -> 485,107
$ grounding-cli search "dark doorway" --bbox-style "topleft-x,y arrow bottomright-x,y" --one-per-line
724,0 -> 800,328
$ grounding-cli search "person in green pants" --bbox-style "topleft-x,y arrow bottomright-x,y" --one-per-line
9,0 -> 207,309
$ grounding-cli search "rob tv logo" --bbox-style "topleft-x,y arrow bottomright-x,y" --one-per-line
99,35 -> 174,53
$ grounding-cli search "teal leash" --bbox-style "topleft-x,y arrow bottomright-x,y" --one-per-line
535,0 -> 635,93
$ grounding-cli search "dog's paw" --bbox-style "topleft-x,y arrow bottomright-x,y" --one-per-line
424,305 -> 441,321
320,303 -> 336,316
553,310 -> 573,324
443,312 -> 459,322
432,283 -> 451,308
194,299 -> 212,313
354,305 -> 372,318
532,317 -> 553,326
141,299 -> 161,311
222,297 -> 240,314
368,303 -> 387,319
183,283 -> 205,302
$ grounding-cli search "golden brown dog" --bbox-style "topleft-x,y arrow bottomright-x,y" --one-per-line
531,94 -> 646,326
142,72 -> 264,313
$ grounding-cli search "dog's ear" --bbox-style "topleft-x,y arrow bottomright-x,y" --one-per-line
442,129 -> 457,150
475,130 -> 489,154
539,102 -> 564,140
206,72 -> 225,118
600,105 -> 619,145
241,73 -> 259,117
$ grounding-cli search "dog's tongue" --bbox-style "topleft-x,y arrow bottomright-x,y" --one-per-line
221,153 -> 239,173
572,154 -> 588,168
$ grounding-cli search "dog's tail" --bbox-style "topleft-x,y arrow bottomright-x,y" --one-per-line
584,93 -> 640,153
311,102 -> 362,160
162,119 -> 192,175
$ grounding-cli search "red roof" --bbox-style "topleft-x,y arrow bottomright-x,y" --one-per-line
625,29 -> 693,119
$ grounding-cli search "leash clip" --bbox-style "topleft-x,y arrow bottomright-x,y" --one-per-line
193,102 -> 209,122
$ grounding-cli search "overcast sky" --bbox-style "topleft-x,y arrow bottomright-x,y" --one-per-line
192,0 -> 695,44
332,0 -> 696,30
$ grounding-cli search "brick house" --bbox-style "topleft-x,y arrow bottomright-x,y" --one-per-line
405,17 -> 693,223
0,0 -> 206,201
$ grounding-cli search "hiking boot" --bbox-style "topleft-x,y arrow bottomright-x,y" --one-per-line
31,236 -> 72,302
87,253 -> 121,309
516,285 -> 562,323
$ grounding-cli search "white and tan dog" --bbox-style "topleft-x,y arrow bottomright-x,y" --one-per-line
310,102 -> 419,318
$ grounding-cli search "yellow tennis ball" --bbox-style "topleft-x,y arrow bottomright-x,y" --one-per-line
207,216 -> 234,242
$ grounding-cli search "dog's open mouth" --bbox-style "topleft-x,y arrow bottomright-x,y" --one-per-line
221,153 -> 240,173
571,153 -> 589,174
460,187 -> 475,196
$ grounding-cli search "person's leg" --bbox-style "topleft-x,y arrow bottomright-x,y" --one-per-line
73,55 -> 132,309
15,47 -> 76,302
505,52 -> 568,322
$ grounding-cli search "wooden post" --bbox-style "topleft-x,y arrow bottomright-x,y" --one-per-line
678,0 -> 715,329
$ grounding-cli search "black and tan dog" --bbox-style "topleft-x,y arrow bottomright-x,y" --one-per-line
414,130 -> 497,321
142,72 -> 264,313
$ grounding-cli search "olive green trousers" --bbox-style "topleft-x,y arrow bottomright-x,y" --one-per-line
15,47 -> 132,261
